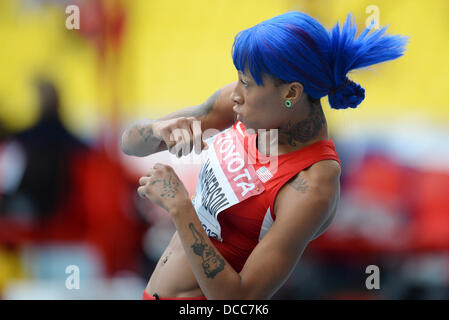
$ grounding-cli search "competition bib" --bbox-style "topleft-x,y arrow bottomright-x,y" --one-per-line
192,126 -> 265,241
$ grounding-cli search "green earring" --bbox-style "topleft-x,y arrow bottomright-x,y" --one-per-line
285,100 -> 292,108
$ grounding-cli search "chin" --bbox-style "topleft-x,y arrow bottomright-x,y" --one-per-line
238,118 -> 262,132
242,122 -> 258,133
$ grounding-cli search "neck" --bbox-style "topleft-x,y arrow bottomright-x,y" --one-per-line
257,102 -> 329,156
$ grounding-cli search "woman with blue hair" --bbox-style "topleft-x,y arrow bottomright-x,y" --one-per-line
122,11 -> 407,300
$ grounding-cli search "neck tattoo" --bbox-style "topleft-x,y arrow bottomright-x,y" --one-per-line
279,103 -> 326,146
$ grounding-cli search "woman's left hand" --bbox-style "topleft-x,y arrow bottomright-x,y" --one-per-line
137,163 -> 190,212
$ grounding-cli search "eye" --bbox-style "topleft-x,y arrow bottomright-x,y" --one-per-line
240,79 -> 248,87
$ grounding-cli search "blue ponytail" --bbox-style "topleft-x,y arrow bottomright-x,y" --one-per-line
232,11 -> 408,109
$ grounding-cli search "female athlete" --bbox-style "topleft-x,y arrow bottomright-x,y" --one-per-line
121,11 -> 407,300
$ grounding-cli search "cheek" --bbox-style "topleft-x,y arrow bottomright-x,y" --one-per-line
243,92 -> 280,128
247,91 -> 278,114
245,89 -> 264,106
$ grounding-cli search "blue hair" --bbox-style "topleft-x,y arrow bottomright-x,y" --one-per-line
232,11 -> 408,109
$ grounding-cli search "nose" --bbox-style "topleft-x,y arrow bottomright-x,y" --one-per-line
230,88 -> 243,105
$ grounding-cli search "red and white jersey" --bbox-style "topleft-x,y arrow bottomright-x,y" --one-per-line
192,121 -> 340,272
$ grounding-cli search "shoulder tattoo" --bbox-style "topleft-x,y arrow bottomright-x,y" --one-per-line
288,175 -> 309,194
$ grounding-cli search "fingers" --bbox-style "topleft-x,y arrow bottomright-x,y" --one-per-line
137,163 -> 172,199
137,185 -> 147,199
143,163 -> 169,178
158,126 -> 176,150
191,118 -> 205,155
159,117 -> 207,158
138,175 -> 152,198
179,124 -> 193,157
153,163 -> 166,169
170,124 -> 192,158
138,167 -> 158,198
188,117 -> 208,152
169,129 -> 183,158
139,176 -> 151,186
169,125 -> 191,158
168,144 -> 180,157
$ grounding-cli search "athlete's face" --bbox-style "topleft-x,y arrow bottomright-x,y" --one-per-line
231,70 -> 292,132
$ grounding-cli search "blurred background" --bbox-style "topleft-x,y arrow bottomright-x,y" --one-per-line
0,0 -> 448,300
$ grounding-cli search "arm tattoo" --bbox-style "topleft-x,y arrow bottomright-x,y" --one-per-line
136,123 -> 153,143
189,223 -> 225,278
151,175 -> 179,198
289,176 -> 309,194
280,103 -> 326,146
132,118 -> 160,146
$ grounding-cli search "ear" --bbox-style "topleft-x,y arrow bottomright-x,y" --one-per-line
284,82 -> 304,103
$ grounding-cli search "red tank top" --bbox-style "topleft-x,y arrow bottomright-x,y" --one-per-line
192,121 -> 340,272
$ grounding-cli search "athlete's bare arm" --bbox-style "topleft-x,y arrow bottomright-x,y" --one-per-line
237,161 -> 341,299
165,160 -> 341,299
121,81 -> 237,157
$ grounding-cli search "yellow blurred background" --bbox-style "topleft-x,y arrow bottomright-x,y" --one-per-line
1,0 -> 448,136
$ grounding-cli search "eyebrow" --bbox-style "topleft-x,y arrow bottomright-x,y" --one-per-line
238,71 -> 253,83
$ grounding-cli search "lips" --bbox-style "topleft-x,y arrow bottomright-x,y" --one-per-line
233,105 -> 242,114
233,105 -> 243,122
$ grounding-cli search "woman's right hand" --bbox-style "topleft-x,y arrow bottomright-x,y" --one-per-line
152,117 -> 209,158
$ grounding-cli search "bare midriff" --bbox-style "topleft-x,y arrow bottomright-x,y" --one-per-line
145,231 -> 203,298
144,208 -> 337,298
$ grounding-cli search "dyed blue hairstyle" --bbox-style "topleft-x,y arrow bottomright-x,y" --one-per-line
232,12 -> 408,109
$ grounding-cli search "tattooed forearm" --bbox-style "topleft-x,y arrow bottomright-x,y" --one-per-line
289,176 -> 309,193
136,122 -> 154,143
189,223 -> 225,278
151,175 -> 179,198
122,118 -> 163,156
280,103 -> 326,146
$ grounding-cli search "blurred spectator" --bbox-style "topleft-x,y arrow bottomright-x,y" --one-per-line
0,79 -> 87,221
